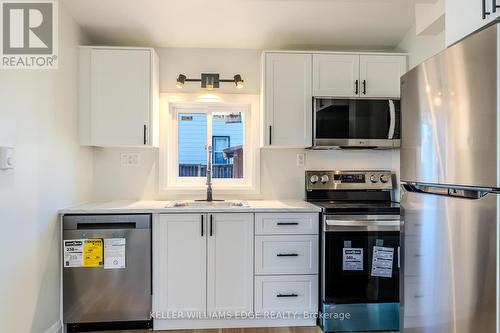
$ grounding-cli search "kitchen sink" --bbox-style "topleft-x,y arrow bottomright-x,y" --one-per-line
165,200 -> 249,208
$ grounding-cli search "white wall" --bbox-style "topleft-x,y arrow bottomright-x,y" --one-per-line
91,47 -> 401,201
0,5 -> 93,333
92,147 -> 399,201
157,48 -> 262,94
397,25 -> 446,70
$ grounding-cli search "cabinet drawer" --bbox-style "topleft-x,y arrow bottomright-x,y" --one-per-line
255,235 -> 319,275
255,275 -> 318,313
255,213 -> 319,235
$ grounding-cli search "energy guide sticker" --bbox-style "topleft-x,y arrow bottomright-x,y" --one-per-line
64,240 -> 83,267
343,248 -> 363,271
64,239 -> 103,268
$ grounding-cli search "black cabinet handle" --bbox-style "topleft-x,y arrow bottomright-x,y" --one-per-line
143,124 -> 147,145
277,253 -> 299,257
277,294 -> 298,298
269,125 -> 272,145
201,215 -> 204,237
362,80 -> 367,95
484,0 -> 491,18
493,0 -> 499,13
355,80 -> 359,94
277,222 -> 299,226
210,214 -> 213,236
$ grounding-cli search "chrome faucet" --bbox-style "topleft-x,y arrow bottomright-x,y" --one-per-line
206,145 -> 213,201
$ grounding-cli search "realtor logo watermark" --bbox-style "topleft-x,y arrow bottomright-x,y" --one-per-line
1,0 -> 58,69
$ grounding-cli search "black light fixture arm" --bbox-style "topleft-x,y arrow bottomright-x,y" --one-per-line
176,73 -> 244,89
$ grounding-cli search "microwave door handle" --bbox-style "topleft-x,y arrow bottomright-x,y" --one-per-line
387,100 -> 396,139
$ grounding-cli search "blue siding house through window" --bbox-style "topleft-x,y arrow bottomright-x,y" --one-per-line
178,112 -> 244,178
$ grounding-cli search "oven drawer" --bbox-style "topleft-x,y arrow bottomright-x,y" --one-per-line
255,275 -> 318,313
255,213 -> 319,235
255,235 -> 319,275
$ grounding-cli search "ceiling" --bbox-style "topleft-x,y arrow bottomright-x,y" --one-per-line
62,0 -> 416,50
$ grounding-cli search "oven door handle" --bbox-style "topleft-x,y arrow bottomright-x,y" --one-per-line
324,219 -> 400,231
387,99 -> 396,140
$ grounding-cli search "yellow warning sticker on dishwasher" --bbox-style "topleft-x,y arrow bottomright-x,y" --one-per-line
83,239 -> 103,267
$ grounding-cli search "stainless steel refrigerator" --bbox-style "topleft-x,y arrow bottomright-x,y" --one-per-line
400,23 -> 499,333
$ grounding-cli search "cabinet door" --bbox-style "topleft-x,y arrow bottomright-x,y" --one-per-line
207,213 -> 254,313
313,54 -> 360,97
359,55 -> 406,98
445,0 -> 497,46
91,48 -> 151,146
154,214 -> 206,315
265,53 -> 312,147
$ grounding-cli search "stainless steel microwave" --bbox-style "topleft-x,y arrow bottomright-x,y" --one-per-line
312,98 -> 400,149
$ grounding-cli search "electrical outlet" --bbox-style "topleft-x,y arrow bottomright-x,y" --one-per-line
0,147 -> 14,170
121,153 -> 140,166
296,153 -> 305,166
129,153 -> 140,166
120,153 -> 129,166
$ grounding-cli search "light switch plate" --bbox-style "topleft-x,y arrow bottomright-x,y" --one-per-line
0,147 -> 14,169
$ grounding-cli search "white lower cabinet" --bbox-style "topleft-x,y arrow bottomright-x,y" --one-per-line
255,275 -> 318,313
154,211 -> 319,330
154,214 -> 207,315
253,213 -> 319,319
154,213 -> 254,317
207,213 -> 254,313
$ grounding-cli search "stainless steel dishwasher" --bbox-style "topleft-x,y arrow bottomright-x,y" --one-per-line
62,214 -> 152,331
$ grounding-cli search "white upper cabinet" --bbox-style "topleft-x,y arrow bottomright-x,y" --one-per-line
264,53 -> 312,147
446,0 -> 498,46
207,213 -> 254,314
359,55 -> 407,98
79,47 -> 159,147
313,54 -> 360,97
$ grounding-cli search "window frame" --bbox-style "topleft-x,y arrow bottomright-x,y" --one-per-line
160,94 -> 260,195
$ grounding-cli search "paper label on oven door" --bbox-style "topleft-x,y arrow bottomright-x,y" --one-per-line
343,248 -> 363,271
104,238 -> 126,269
371,246 -> 394,278
64,239 -> 84,267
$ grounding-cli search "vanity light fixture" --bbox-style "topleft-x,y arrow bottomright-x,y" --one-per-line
175,74 -> 186,88
234,74 -> 244,89
175,73 -> 244,90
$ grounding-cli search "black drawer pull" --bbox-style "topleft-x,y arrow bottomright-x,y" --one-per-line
277,222 -> 299,226
277,293 -> 298,298
277,253 -> 298,257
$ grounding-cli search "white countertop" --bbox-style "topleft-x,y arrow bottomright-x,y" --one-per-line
59,200 -> 321,214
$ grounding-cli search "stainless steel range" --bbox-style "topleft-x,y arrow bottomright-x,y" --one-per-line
306,170 -> 400,332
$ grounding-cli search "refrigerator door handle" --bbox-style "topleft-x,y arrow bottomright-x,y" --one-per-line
403,183 -> 489,199
387,99 -> 396,139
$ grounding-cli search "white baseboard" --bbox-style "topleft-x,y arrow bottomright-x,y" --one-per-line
44,320 -> 62,333
153,318 -> 317,330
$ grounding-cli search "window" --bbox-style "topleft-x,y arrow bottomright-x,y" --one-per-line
161,95 -> 260,194
177,111 -> 244,179
212,136 -> 230,165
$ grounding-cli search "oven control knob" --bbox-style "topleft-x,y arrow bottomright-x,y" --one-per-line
310,175 -> 319,184
370,175 -> 378,183
320,175 -> 330,184
380,174 -> 390,183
